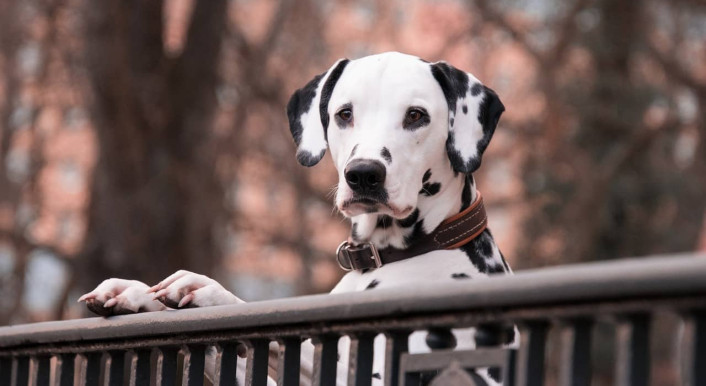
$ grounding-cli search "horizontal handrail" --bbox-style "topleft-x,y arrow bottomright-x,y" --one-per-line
1,252 -> 705,351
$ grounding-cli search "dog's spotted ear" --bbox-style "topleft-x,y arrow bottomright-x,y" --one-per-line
287,59 -> 350,166
430,62 -> 505,174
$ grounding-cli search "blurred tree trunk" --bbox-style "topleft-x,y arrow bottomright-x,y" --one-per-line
77,0 -> 228,290
566,0 -> 706,261
504,0 -> 706,265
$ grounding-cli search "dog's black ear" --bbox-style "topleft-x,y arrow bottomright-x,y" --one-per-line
430,62 -> 504,174
287,59 -> 349,166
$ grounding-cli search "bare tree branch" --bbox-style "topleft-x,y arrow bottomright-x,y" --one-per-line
646,40 -> 706,97
549,0 -> 594,63
471,0 -> 545,64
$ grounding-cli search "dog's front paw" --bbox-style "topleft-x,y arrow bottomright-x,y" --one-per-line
79,279 -> 167,316
148,270 -> 243,308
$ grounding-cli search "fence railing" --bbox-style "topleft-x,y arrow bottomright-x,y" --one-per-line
1,253 -> 705,385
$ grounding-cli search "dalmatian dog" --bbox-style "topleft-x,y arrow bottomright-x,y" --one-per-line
79,52 -> 512,385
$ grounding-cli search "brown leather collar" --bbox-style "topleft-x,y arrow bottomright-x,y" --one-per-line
336,191 -> 488,271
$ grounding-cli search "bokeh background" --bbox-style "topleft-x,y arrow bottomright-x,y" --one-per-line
0,0 -> 704,326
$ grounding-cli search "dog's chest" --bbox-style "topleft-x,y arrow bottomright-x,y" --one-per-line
330,249 -> 485,294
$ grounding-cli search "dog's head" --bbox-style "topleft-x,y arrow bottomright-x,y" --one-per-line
287,52 -> 504,219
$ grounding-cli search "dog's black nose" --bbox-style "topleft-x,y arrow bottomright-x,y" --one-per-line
345,159 -> 386,194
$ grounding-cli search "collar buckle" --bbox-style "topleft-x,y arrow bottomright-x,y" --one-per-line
336,241 -> 383,271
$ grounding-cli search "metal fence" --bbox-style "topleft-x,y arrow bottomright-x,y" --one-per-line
1,253 -> 705,385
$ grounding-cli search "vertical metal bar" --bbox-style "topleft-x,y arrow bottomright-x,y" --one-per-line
77,353 -> 101,386
32,356 -> 51,386
384,330 -> 409,386
12,357 -> 29,386
312,335 -> 338,386
559,318 -> 593,386
104,351 -> 125,386
1,358 -> 12,386
244,340 -> 269,386
212,344 -> 238,386
182,345 -> 206,386
682,311 -> 706,386
277,338 -> 300,386
128,350 -> 151,386
347,333 -> 375,386
154,347 -> 179,386
56,354 -> 75,386
504,349 -> 518,386
514,322 -> 548,386
615,314 -> 650,386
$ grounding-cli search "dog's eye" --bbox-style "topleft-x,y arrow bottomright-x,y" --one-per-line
407,109 -> 423,123
403,108 -> 428,129
336,108 -> 353,122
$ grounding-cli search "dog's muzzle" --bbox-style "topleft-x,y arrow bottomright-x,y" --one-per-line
336,242 -> 382,271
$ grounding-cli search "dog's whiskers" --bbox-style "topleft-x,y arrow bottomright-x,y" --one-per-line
326,184 -> 339,199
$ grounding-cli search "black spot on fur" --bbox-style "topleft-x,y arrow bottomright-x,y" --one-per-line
404,220 -> 426,246
287,73 -> 324,146
500,251 -> 511,272
465,86 -> 504,171
420,182 -> 441,196
475,323 -> 516,349
450,117 -> 455,127
446,130 -> 479,174
376,215 -> 393,229
365,279 -> 380,290
319,59 -> 350,141
381,147 -> 392,164
351,223 -> 359,242
451,273 -> 470,279
471,83 -> 483,96
462,104 -> 468,114
469,373 -> 490,386
459,229 -> 506,274
430,62 -> 469,115
397,208 -> 419,228
296,149 -> 327,167
372,373 -> 381,380
475,324 -> 504,347
488,367 -> 502,383
432,62 -> 505,174
460,175 -> 473,211
478,234 -> 494,256
422,169 -> 432,183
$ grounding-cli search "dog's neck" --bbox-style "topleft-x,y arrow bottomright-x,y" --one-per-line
350,168 -> 476,250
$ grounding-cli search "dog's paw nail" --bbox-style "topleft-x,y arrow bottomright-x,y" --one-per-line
178,293 -> 194,308
103,298 -> 118,308
78,293 -> 94,302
